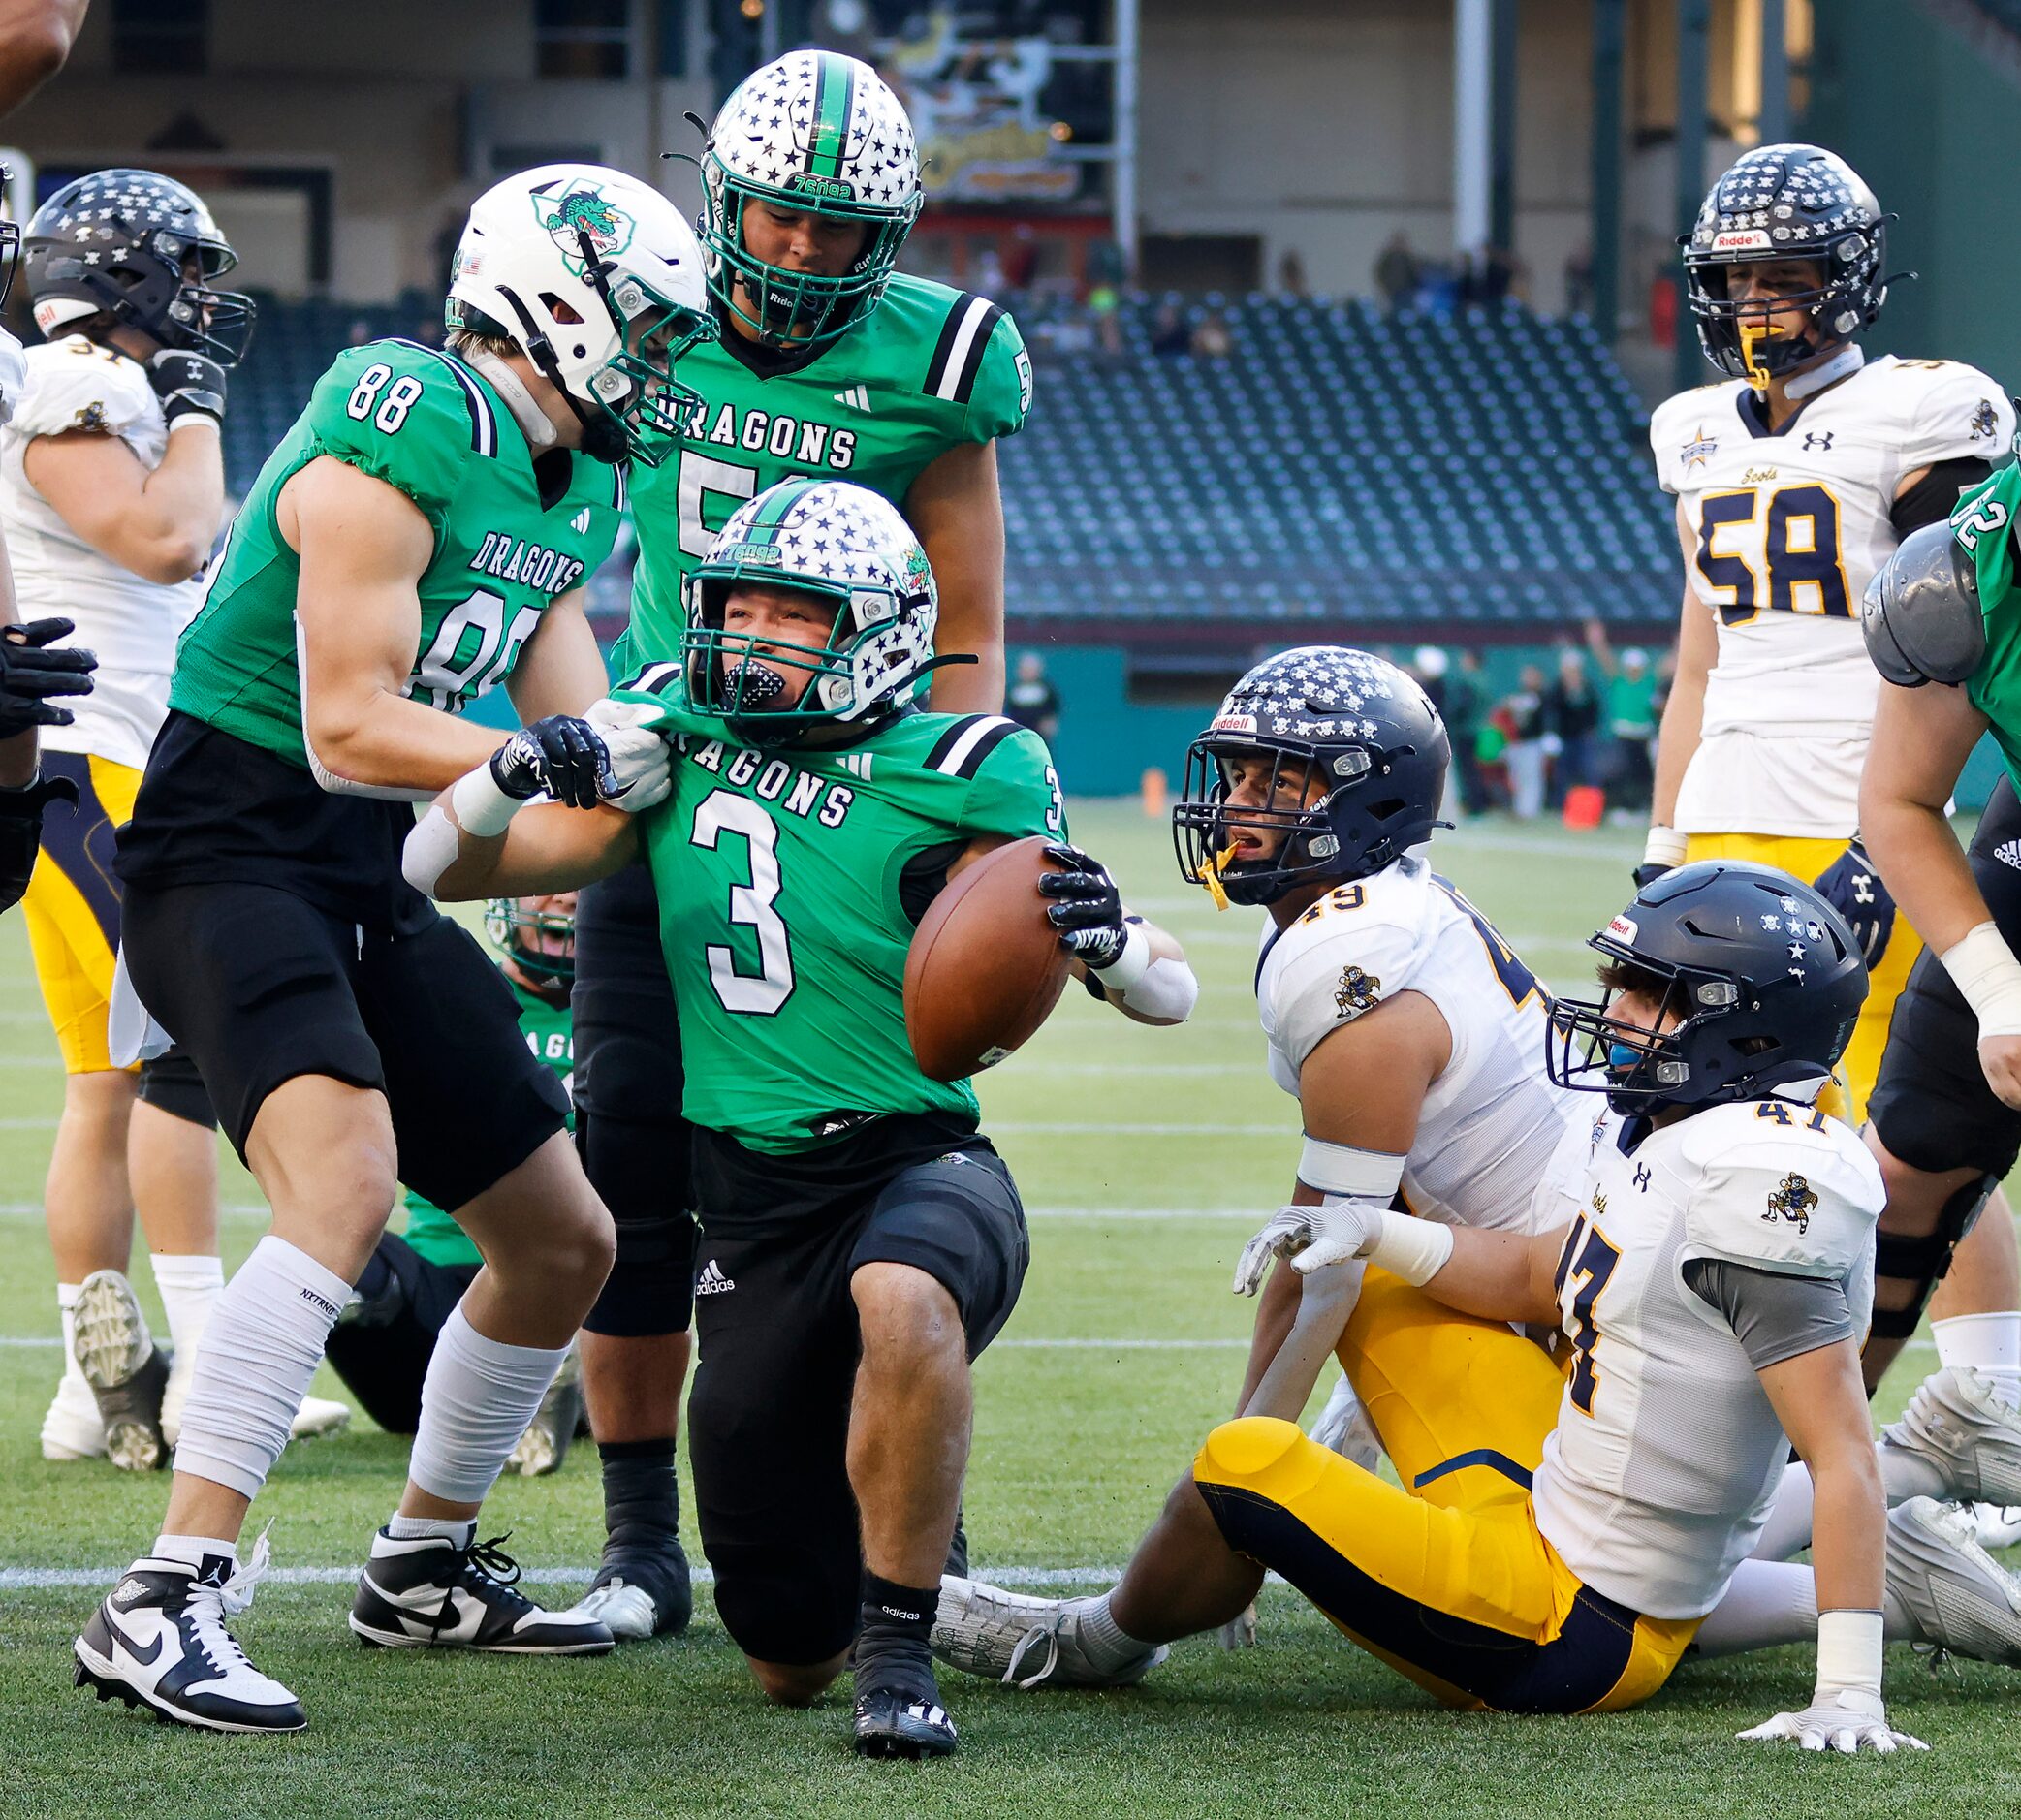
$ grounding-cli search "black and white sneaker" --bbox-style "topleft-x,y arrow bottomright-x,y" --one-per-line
349,1529 -> 614,1653
853,1676 -> 959,1760
73,1270 -> 170,1473
74,1538 -> 304,1733
573,1538 -> 693,1642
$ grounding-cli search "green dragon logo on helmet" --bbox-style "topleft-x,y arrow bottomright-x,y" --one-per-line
532,181 -> 636,277
901,545 -> 932,591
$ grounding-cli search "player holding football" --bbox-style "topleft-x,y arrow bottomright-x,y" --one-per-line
1643,141 -> 2021,1398
941,865 -> 2021,1748
325,893 -> 585,1476
73,165 -> 711,1735
406,478 -> 1195,1758
570,48 -> 1033,1643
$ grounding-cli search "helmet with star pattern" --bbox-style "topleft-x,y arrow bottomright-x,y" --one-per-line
1681,143 -> 1888,390
697,49 -> 922,355
25,169 -> 254,365
682,477 -> 938,745
1173,646 -> 1451,907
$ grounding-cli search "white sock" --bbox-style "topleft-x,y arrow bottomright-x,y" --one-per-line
54,1282 -> 92,1398
1075,1590 -> 1158,1670
406,1302 -> 567,1507
1934,1313 -> 2021,1408
150,1252 -> 225,1364
171,1235 -> 352,1500
385,1516 -> 476,1546
1692,1557 -> 1818,1655
151,1532 -> 239,1569
1750,1461 -> 1817,1561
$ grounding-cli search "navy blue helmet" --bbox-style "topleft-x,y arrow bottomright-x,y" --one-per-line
1682,143 -> 1888,387
1173,646 -> 1449,907
1548,862 -> 1868,1114
25,170 -> 254,365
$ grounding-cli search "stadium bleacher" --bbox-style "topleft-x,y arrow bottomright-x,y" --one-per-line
224,291 -> 1678,640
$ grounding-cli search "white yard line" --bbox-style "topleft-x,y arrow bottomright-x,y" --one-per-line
0,1562 -> 1121,1593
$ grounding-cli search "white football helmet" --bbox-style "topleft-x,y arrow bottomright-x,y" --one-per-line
683,478 -> 939,742
699,50 -> 922,353
446,163 -> 714,464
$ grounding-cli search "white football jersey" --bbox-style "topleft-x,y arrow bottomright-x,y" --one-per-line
1649,354 -> 2011,837
1532,1099 -> 1881,1620
1254,853 -> 1584,1235
0,336 -> 207,769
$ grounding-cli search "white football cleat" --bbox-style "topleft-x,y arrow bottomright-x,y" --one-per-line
572,1579 -> 660,1642
1884,1495 -> 2021,1666
41,1375 -> 107,1461
932,1578 -> 1167,1689
72,1271 -> 169,1472
74,1535 -> 304,1733
1970,1504 -> 2021,1551
1880,1367 -> 2021,1507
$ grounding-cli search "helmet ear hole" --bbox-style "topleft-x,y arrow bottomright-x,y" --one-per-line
539,292 -> 585,325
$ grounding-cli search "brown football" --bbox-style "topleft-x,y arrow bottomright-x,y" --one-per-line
904,834 -> 1072,1082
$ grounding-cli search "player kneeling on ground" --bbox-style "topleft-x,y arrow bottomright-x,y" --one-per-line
75,165 -> 711,1735
406,477 -> 1196,1759
326,893 -> 585,1476
940,864 -> 2021,1749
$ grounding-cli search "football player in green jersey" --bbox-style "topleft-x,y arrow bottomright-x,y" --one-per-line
407,479 -> 1197,1758
327,893 -> 585,1476
571,47 -> 1032,1644
76,166 -> 711,1737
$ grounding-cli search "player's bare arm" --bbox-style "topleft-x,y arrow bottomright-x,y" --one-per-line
415,794 -> 640,903
906,439 -> 1006,714
1645,505 -> 1715,875
24,417 -> 223,585
0,0 -> 85,115
501,585 -> 608,722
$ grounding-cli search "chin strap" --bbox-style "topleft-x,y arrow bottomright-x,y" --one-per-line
465,348 -> 559,450
1784,342 -> 1864,401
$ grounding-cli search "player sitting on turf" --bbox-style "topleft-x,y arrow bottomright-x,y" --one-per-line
405,477 -> 1198,1759
5,170 -> 349,1472
1644,142 -> 2021,1414
939,864 -> 2021,1749
74,164 -> 711,1736
325,893 -> 585,1476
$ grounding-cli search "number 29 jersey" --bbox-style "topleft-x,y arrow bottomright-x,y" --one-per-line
1649,355 -> 2011,837
1532,1100 -> 1882,1620
1252,853 -> 1584,1235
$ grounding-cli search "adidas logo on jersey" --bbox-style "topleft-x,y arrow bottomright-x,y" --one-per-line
832,384 -> 872,412
571,506 -> 592,534
695,1260 -> 735,1296
1998,839 -> 2021,871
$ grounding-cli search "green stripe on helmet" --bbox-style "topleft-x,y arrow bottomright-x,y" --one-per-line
806,52 -> 854,182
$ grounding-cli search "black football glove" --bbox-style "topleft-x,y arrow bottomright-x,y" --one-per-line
489,714 -> 611,811
1813,837 -> 1897,969
147,349 -> 229,427
0,618 -> 97,737
1039,841 -> 1129,969
0,769 -> 79,912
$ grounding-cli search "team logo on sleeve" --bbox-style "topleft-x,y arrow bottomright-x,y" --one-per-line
1681,424 -> 1718,471
532,180 -> 636,277
1973,399 -> 2000,440
1764,1173 -> 1818,1236
1335,965 -> 1381,1018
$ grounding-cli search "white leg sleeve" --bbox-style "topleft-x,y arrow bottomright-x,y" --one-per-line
1691,1558 -> 1818,1656
406,1300 -> 567,1507
172,1236 -> 351,1500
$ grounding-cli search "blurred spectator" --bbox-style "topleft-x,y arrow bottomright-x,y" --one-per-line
1374,232 -> 1419,311
1006,652 -> 1060,743
1150,305 -> 1189,358
1504,665 -> 1549,820
1409,644 -> 1449,718
1544,646 -> 1601,804
1277,248 -> 1308,299
974,245 -> 1006,298
1189,312 -> 1231,360
1004,225 -> 1040,292
1088,281 -> 1122,358
1444,649 -> 1490,814
346,317 -> 374,348
1582,620 -> 1656,813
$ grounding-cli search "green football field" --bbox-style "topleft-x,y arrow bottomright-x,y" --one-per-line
2,805 -> 2017,1819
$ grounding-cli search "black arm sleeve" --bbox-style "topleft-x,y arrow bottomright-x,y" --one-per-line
1890,455 -> 1994,538
1681,1256 -> 1856,1371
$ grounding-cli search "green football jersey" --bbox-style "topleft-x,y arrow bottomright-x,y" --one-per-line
614,684 -> 1064,1154
1953,466 -> 2021,790
172,339 -> 626,764
401,974 -> 573,1269
614,277 -> 1031,675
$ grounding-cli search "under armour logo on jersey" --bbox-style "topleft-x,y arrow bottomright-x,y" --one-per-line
833,384 -> 872,412
1633,1164 -> 1652,1192
1802,430 -> 1834,452
571,506 -> 592,534
1852,871 -> 1875,904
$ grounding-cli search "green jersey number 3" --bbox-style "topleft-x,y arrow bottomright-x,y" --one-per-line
691,789 -> 796,1014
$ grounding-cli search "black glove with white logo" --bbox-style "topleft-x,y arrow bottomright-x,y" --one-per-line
1813,837 -> 1898,969
489,714 -> 611,811
0,618 -> 97,737
1040,841 -> 1128,968
147,350 -> 229,427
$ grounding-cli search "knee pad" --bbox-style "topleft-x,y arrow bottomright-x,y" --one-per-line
136,1049 -> 219,1130
582,1193 -> 700,1337
1870,1173 -> 1999,1341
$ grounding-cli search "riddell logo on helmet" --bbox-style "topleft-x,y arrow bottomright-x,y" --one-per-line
1212,713 -> 1258,735
1606,914 -> 1639,942
1713,229 -> 1774,253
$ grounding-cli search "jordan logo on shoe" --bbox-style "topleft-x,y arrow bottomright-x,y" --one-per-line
696,1260 -> 735,1296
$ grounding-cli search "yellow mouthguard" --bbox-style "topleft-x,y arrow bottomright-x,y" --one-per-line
1198,843 -> 1236,912
1738,319 -> 1773,394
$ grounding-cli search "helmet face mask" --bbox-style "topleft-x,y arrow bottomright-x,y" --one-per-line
1174,740 -> 1367,906
25,169 -> 255,365
698,50 -> 922,356
483,894 -> 576,986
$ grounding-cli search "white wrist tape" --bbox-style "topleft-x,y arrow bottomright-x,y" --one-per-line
450,762 -> 524,838
1298,1137 -> 1405,1201
402,803 -> 462,897
1091,925 -> 1199,1021
1942,921 -> 2021,1039
1813,1608 -> 1884,1704
1643,825 -> 1688,869
1364,1208 -> 1456,1286
1091,920 -> 1153,990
